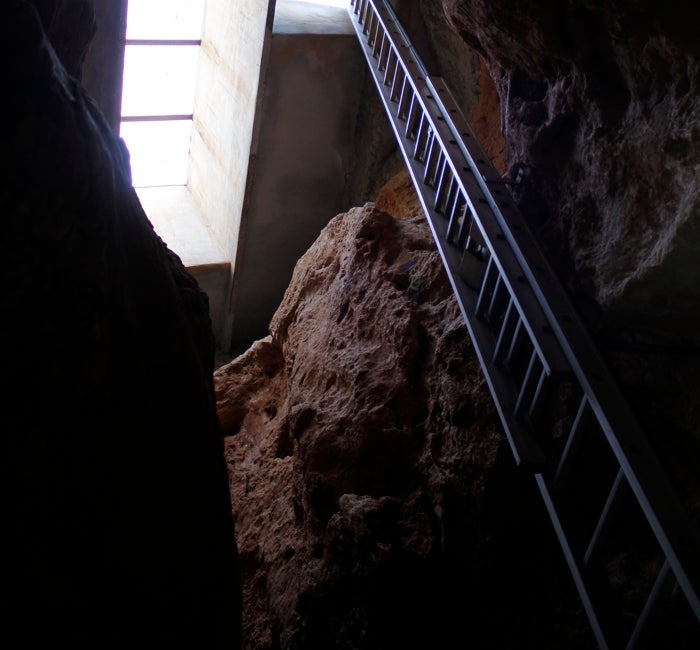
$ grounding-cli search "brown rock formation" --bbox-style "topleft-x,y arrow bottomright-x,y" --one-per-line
442,0 -> 700,344
2,2 -> 241,646
439,0 -> 700,522
216,201 -> 591,648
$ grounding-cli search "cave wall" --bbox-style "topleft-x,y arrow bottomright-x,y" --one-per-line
442,0 -> 700,340
440,0 -> 700,519
2,1 -> 242,646
5,0 -> 699,647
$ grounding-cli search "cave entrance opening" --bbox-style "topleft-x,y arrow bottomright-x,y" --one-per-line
119,0 -> 204,188
113,0 -> 356,357
117,0 -> 231,352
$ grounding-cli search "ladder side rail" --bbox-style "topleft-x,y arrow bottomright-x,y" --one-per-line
349,0 -> 700,634
349,0 -> 572,466
400,143 -> 547,469
536,473 -> 612,650
350,0 -> 569,381
426,76 -> 700,623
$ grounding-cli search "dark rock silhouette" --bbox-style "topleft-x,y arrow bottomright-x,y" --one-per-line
1,2 -> 242,647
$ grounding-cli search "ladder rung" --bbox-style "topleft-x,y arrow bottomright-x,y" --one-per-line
374,30 -> 385,59
505,318 -> 530,373
384,50 -> 397,85
431,148 -> 444,188
584,467 -> 630,568
358,0 -> 368,23
397,78 -> 411,119
625,561 -> 674,650
446,191 -> 464,242
364,9 -> 374,38
493,300 -> 518,365
413,116 -> 429,161
371,15 -> 381,49
465,217 -> 485,254
433,157 -> 450,210
456,204 -> 472,248
405,95 -> 419,138
486,274 -> 508,323
475,257 -> 498,317
554,395 -> 592,487
528,364 -> 550,421
359,3 -> 368,29
514,349 -> 542,419
443,177 -> 458,222
422,135 -> 439,185
390,66 -> 404,102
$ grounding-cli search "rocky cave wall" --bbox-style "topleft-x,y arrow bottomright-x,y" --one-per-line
2,1 -> 242,647
440,0 -> 700,520
443,0 -> 700,336
4,0 -> 700,648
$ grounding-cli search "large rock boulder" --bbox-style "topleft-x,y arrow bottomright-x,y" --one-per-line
215,201 -> 591,648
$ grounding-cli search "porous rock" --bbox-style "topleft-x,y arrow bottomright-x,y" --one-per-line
440,0 -> 700,524
216,201 -> 590,648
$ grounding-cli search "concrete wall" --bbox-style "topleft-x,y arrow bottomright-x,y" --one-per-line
228,28 -> 366,348
189,0 -> 277,351
81,0 -> 391,353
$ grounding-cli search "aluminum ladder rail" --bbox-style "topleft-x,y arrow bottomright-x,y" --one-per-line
348,1 -> 700,647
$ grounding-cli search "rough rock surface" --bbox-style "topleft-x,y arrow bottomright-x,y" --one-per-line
440,0 -> 700,523
442,0 -> 700,343
215,201 -> 591,649
31,0 -> 96,78
2,2 -> 241,646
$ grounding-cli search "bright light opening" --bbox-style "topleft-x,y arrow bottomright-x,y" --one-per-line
120,120 -> 192,187
119,0 -> 205,188
296,0 -> 348,6
125,0 -> 205,40
121,46 -> 199,117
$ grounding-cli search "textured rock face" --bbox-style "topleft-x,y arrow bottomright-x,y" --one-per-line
31,0 -> 96,78
216,1 -> 700,638
442,0 -> 700,344
440,0 -> 700,523
2,2 -> 241,646
216,202 -> 591,649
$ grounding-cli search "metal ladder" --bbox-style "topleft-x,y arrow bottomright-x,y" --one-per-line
348,1 -> 700,647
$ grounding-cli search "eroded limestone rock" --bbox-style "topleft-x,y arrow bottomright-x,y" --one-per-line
439,0 -> 700,538
442,0 -> 700,346
216,202 -> 590,648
